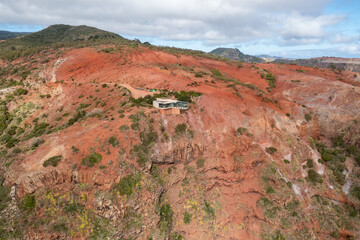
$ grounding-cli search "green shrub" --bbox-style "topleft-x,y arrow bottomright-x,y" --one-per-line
283,159 -> 290,164
175,123 -> 187,135
72,146 -> 79,154
306,169 -> 322,185
203,201 -> 215,218
266,147 -> 277,155
119,125 -> 130,132
159,203 -> 174,233
13,88 -> 28,96
236,127 -> 247,135
194,73 -> 203,78
306,159 -> 314,168
82,152 -> 102,167
305,113 -> 312,122
117,173 -> 141,196
102,84 -> 107,88
184,211 -> 192,224
107,136 -> 120,147
21,194 -> 36,211
212,69 -> 222,77
0,176 -> 10,211
266,186 -> 276,194
64,202 -> 84,214
30,138 -> 44,150
131,122 -> 140,131
43,155 -> 62,167
351,186 -> 360,201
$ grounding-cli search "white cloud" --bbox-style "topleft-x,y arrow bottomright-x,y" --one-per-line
0,0 -> 347,47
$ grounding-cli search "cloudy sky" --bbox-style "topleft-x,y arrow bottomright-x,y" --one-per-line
0,0 -> 359,58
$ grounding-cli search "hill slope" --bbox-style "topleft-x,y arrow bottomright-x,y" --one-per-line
0,26 -> 359,240
0,30 -> 30,40
210,47 -> 265,63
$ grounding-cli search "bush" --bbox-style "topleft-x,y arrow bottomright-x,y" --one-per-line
107,136 -> 120,147
43,155 -> 62,167
266,147 -> 277,155
82,152 -> 102,167
175,123 -> 187,135
13,88 -> 28,96
72,146 -> 79,154
351,186 -> 360,201
212,69 -> 222,77
194,73 -> 203,78
119,124 -> 130,132
283,159 -> 290,164
305,113 -> 312,122
117,173 -> 141,196
21,194 -> 36,211
184,211 -> 192,224
102,84 -> 107,88
204,201 -> 215,218
266,186 -> 276,194
306,169 -> 322,185
159,203 -> 174,233
306,159 -> 314,168
236,127 -> 247,135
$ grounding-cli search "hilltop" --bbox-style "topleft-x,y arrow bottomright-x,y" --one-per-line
210,47 -> 265,63
0,25 -> 359,240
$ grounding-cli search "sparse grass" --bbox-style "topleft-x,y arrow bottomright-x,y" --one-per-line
196,158 -> 205,168
175,123 -> 187,135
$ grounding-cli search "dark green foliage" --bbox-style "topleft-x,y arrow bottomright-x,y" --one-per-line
0,175 -> 10,211
283,159 -> 290,164
102,84 -> 107,88
204,201 -> 215,218
28,122 -> 49,138
21,194 -> 36,211
211,69 -> 222,77
43,155 -> 62,167
266,186 -> 276,194
12,147 -> 21,154
13,88 -> 28,96
116,173 -> 141,196
197,158 -> 205,168
107,136 -> 120,147
266,147 -> 277,155
64,202 -> 84,214
159,203 -> 174,233
82,152 -> 102,167
263,73 -> 276,92
184,211 -> 192,224
305,113 -> 312,122
332,135 -> 345,148
67,110 -> 86,126
175,123 -> 187,135
236,127 -> 247,135
119,125 -> 130,132
351,186 -> 360,201
131,122 -> 140,131
194,72 -> 203,78
306,159 -> 314,168
72,146 -> 79,153
306,169 -> 322,185
53,223 -> 68,233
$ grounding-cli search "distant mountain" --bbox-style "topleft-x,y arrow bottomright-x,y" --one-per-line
255,54 -> 286,62
13,24 -> 123,46
0,31 -> 30,40
0,24 -> 129,61
209,48 -> 265,63
273,57 -> 360,73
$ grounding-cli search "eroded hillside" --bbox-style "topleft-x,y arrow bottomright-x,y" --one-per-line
0,43 -> 359,240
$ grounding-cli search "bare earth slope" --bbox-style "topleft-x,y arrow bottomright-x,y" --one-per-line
0,45 -> 359,240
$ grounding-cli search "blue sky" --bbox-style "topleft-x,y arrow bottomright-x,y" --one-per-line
0,0 -> 359,58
